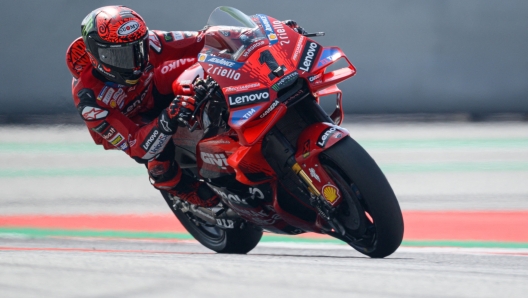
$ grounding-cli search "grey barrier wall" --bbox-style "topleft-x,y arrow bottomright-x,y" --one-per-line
0,0 -> 527,115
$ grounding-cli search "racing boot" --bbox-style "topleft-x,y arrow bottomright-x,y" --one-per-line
167,174 -> 220,208
148,158 -> 219,208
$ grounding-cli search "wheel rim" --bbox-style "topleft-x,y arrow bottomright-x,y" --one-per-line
186,215 -> 226,245
323,164 -> 378,252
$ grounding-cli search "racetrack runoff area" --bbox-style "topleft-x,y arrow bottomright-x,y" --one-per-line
1,121 -> 528,297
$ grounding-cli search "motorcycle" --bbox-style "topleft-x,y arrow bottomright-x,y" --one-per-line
161,6 -> 404,258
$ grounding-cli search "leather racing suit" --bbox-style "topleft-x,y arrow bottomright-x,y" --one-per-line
67,29 -> 218,207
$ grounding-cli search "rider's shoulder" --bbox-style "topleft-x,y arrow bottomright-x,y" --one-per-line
148,29 -> 202,54
66,37 -> 91,79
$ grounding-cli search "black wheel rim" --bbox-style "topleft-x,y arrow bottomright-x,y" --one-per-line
322,164 -> 378,253
185,215 -> 226,244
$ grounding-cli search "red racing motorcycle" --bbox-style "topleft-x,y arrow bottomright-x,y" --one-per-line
161,6 -> 404,258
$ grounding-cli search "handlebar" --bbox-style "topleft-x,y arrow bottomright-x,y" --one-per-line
303,32 -> 325,37
182,28 -> 324,131
185,78 -> 220,132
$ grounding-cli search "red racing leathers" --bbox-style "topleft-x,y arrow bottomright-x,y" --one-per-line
67,30 -> 220,207
69,30 -> 203,160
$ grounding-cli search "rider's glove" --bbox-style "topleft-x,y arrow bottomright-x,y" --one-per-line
283,20 -> 307,35
159,96 -> 196,134
192,77 -> 222,102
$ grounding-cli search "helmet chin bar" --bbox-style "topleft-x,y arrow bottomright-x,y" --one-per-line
95,62 -> 142,86
125,78 -> 140,85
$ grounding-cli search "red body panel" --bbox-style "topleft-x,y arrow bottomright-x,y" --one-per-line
295,122 -> 350,206
169,13 -> 357,234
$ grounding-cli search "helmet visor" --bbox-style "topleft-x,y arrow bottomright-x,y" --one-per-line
97,37 -> 148,70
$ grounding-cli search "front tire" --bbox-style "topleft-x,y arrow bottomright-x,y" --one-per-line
160,191 -> 263,254
320,136 -> 404,258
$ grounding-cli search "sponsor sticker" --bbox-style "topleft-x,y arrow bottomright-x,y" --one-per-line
119,142 -> 129,151
201,153 -> 229,169
308,73 -> 323,84
207,64 -> 241,80
128,134 -> 137,147
141,128 -> 160,151
228,89 -> 270,107
149,32 -> 161,53
316,126 -> 338,147
81,106 -> 108,121
271,71 -> 298,91
116,96 -> 125,109
309,168 -> 321,182
92,121 -> 109,134
317,48 -> 341,68
271,20 -> 291,46
322,184 -> 340,203
159,112 -> 173,134
113,88 -> 126,109
102,127 -> 117,140
256,14 -> 278,45
259,100 -> 279,119
231,107 -> 261,124
298,41 -> 321,72
224,82 -> 261,93
302,140 -> 310,158
110,134 -> 124,146
118,21 -> 140,36
161,58 -> 195,74
202,56 -> 244,70
243,40 -> 266,58
123,88 -> 149,116
102,87 -> 115,105
97,64 -> 115,78
163,33 -> 173,42
171,31 -> 184,41
143,72 -> 154,86
292,36 -> 306,62
282,88 -> 306,106
97,86 -> 108,101
147,133 -> 170,155
212,188 -> 248,205
112,88 -> 124,100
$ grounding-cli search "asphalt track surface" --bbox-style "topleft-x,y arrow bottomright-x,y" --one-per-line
1,121 -> 528,297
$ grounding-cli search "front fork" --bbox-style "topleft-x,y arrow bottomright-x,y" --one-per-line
264,123 -> 350,236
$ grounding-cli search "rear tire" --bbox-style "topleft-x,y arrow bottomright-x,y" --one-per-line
161,191 -> 263,254
320,136 -> 404,258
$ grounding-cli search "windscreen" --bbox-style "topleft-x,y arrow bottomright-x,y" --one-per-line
203,7 -> 267,61
207,6 -> 257,28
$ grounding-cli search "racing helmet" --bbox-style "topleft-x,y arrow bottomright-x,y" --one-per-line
81,6 -> 149,86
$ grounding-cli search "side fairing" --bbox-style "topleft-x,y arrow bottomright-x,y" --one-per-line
198,14 -> 355,146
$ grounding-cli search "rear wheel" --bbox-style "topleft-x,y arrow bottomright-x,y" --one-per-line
320,137 -> 404,258
160,191 -> 263,254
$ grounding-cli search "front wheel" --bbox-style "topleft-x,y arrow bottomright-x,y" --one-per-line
320,137 -> 404,258
160,191 -> 263,254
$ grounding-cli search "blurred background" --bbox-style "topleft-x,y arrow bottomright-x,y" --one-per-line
1,0 -> 527,120
1,2 -> 528,295
0,0 -> 527,211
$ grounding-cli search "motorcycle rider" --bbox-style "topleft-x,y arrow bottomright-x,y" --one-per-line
66,5 -> 306,208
